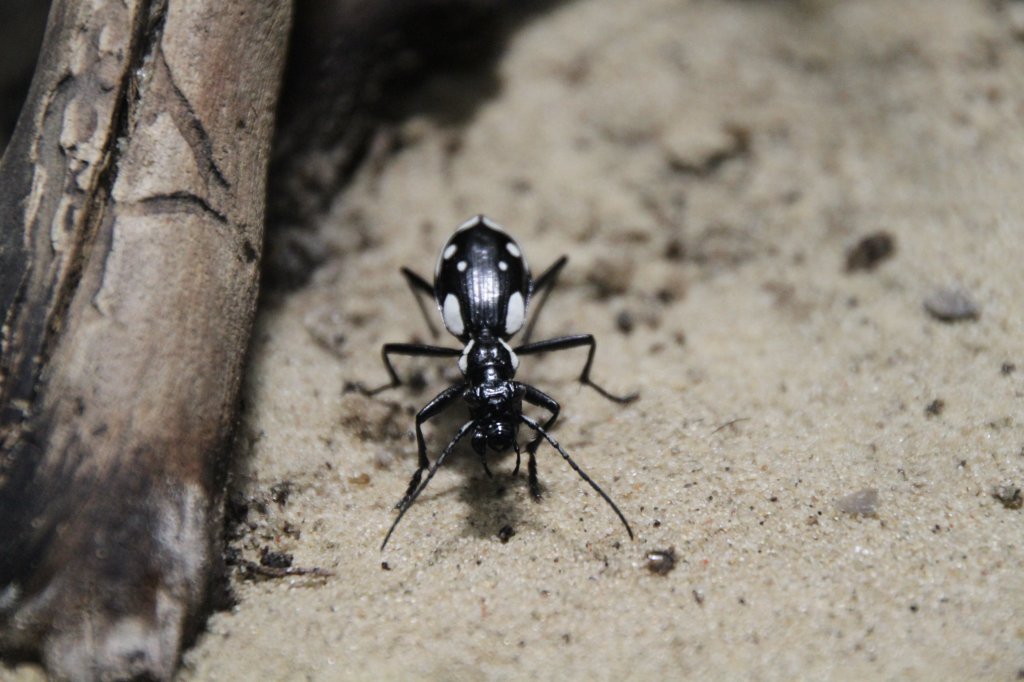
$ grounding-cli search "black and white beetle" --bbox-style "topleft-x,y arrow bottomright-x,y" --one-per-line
360,215 -> 637,549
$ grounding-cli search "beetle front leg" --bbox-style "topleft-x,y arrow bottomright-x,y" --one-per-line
520,383 -> 560,499
398,382 -> 465,508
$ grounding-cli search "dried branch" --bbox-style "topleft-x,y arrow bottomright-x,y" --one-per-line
0,1 -> 291,679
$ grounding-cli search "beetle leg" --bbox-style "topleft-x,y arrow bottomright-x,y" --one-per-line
515,334 -> 638,403
355,343 -> 460,396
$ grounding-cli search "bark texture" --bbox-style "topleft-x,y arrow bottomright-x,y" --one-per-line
0,0 -> 291,679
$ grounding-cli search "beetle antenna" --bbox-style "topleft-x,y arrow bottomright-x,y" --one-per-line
382,420 -> 476,550
519,415 -> 634,540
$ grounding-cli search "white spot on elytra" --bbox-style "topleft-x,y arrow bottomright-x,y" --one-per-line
458,339 -> 474,373
457,215 -> 483,231
499,338 -> 519,371
443,244 -> 458,260
457,260 -> 467,272
481,216 -> 504,231
498,261 -> 508,271
506,242 -> 521,258
443,293 -> 465,336
457,215 -> 504,232
505,291 -> 525,335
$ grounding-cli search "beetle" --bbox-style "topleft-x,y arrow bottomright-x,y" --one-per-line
359,215 -> 637,549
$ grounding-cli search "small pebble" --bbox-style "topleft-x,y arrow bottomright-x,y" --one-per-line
304,306 -> 348,356
664,238 -> 686,261
993,484 -> 1022,510
924,399 -> 945,417
835,487 -> 879,517
270,481 -> 292,507
845,233 -> 895,272
616,310 -> 635,334
663,120 -> 747,175
347,472 -> 371,486
498,525 -> 516,543
924,287 -> 980,322
586,256 -> 634,299
259,547 -> 293,569
644,547 -> 677,575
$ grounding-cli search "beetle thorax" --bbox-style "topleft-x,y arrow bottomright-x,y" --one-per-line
458,337 -> 522,454
457,337 -> 520,383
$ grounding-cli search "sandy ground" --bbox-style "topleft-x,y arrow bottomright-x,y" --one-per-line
9,0 -> 1024,679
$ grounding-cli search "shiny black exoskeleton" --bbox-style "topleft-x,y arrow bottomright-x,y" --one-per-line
361,215 -> 637,549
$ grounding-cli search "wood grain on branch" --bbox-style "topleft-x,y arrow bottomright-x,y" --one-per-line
0,0 -> 291,679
